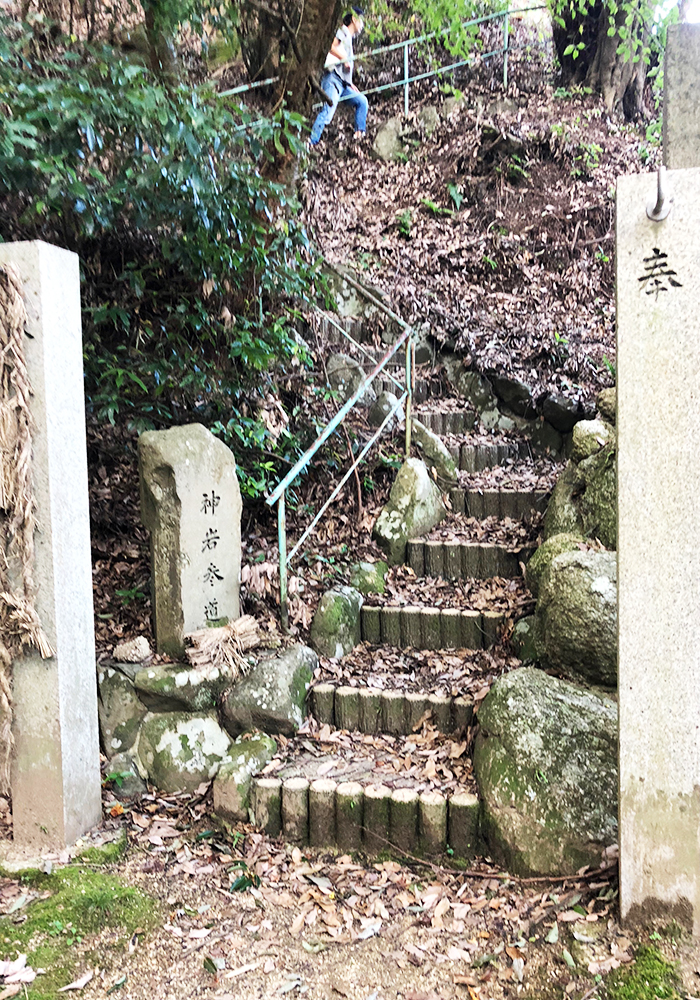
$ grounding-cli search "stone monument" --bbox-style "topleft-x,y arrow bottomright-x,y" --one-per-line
0,241 -> 102,848
663,23 -> 700,170
139,423 -> 242,656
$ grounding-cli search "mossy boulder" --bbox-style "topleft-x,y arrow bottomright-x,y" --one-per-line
97,665 -> 147,759
596,387 -> 616,425
133,662 -> 227,712
473,666 -> 618,876
526,532 -> 585,598
137,712 -> 232,793
412,419 -> 458,488
221,643 -> 316,738
543,462 -> 585,540
310,585 -> 363,658
104,752 -> 147,801
570,418 -> 615,464
368,391 -> 400,430
349,560 -> 389,595
535,549 -> 617,687
327,353 -> 376,406
213,733 -> 277,822
373,116 -> 404,161
373,458 -> 446,564
543,444 -> 617,550
511,616 -> 538,661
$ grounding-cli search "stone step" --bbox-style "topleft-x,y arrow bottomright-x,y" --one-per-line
360,605 -> 505,649
310,683 -> 474,736
248,757 -> 480,860
447,439 -> 527,471
407,539 -> 533,580
449,488 -> 548,519
375,376 -> 445,403
414,409 -> 478,435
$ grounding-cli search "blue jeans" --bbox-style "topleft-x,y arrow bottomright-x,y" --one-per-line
310,71 -> 368,145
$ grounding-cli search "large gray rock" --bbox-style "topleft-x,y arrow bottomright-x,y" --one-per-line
373,116 -> 404,161
525,532 -> 585,599
136,711 -> 232,793
570,419 -> 615,464
442,359 -> 496,412
133,662 -> 226,713
535,549 -> 617,687
540,394 -> 590,434
221,643 -> 316,738
139,423 -> 242,657
473,667 -> 618,876
349,560 -> 388,595
543,462 -> 583,540
327,353 -> 376,406
596,387 -> 616,424
543,444 -> 616,550
105,751 -> 148,801
97,665 -> 147,759
412,419 -> 458,488
310,586 -> 363,659
368,391 -> 400,430
213,733 -> 277,822
489,374 -> 536,418
373,458 -> 446,565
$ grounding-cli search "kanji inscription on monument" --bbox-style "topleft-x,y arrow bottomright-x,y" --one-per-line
617,166 -> 700,934
139,423 -> 242,656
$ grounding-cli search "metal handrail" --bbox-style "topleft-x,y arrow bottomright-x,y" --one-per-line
265,275 -> 416,631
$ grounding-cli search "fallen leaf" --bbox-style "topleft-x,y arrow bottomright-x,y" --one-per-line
58,970 -> 94,992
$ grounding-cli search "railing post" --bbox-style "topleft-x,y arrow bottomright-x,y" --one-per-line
403,42 -> 410,115
405,331 -> 413,458
502,10 -> 510,90
278,492 -> 289,633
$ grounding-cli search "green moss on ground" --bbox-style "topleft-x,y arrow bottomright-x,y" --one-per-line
0,864 -> 159,997
78,830 -> 128,866
605,945 -> 682,1000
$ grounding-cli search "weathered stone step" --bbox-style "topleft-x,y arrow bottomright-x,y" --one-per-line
447,439 -> 527,471
361,605 -> 505,649
249,768 -> 480,860
449,488 -> 547,519
407,539 -> 533,580
310,683 -> 473,736
414,409 -> 478,435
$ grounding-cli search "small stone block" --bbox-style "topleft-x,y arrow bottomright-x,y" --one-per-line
312,683 -> 336,727
444,543 -> 462,581
419,790 -> 448,857
363,783 -> 392,854
420,607 -> 442,650
252,777 -> 282,837
481,610 -> 503,647
407,540 -> 425,577
336,781 -> 364,853
390,787 -> 419,855
452,696 -> 473,733
449,489 -> 465,515
282,777 -> 309,845
382,689 -> 407,734
400,606 -> 423,648
406,691 -> 430,733
380,606 -> 402,647
425,540 -> 445,579
448,791 -> 480,860
309,778 -> 337,847
428,693 -> 452,733
460,610 -> 482,649
358,688 -> 383,734
461,545 -> 479,579
440,608 -> 462,649
335,686 -> 360,732
361,606 -> 382,645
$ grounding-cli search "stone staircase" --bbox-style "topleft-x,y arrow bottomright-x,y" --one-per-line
242,335 -> 564,861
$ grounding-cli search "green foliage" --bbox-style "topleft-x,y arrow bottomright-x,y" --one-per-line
447,183 -> 463,210
605,945 -> 682,1000
396,208 -> 413,238
572,141 -> 603,178
0,18 -> 319,498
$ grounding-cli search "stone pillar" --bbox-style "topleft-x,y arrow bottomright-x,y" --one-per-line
0,241 -> 102,848
139,424 -> 242,656
617,168 -> 700,933
663,24 -> 700,169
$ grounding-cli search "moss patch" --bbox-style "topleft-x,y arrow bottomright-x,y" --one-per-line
0,864 -> 159,997
606,945 -> 682,1000
78,830 -> 128,866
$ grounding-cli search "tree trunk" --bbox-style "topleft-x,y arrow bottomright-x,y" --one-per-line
276,0 -> 342,115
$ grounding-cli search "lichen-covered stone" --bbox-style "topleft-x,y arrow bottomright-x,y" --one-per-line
543,462 -> 585,540
327,353 -> 376,406
349,561 -> 389,596
373,116 -> 404,161
310,586 -> 363,659
578,446 -> 616,549
511,617 -> 538,662
535,549 -> 617,687
442,362 -> 496,413
526,532 -> 585,598
133,662 -> 226,712
489,374 -> 536,418
473,667 -> 618,875
417,104 -> 439,134
373,458 -> 446,565
412,419 -> 458,488
570,418 -> 615,464
596,387 -> 616,424
105,751 -> 147,801
213,733 -> 277,821
368,391 -> 400,430
113,636 -> 151,663
97,666 -> 147,758
221,643 -> 316,738
136,712 -> 232,793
